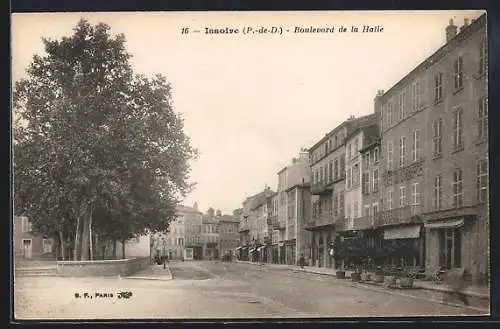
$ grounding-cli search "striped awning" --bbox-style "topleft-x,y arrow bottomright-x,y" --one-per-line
424,218 -> 464,229
249,248 -> 255,253
236,246 -> 242,250
257,246 -> 264,252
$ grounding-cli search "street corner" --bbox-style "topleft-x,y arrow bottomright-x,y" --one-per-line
125,264 -> 173,281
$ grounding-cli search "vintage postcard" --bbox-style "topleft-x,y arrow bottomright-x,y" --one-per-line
11,10 -> 489,320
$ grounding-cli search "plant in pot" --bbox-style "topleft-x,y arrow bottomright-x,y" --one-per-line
399,270 -> 414,289
373,266 -> 385,283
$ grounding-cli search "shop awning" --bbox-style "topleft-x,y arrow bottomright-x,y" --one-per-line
257,246 -> 264,252
279,242 -> 284,247
384,225 -> 421,240
236,246 -> 242,250
249,248 -> 255,253
424,218 -> 464,229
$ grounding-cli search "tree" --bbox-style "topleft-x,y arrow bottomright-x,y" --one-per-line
13,19 -> 197,261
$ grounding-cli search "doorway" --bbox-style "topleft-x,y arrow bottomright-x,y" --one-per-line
22,239 -> 32,259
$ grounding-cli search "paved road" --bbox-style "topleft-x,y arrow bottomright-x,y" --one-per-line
13,261 -> 487,320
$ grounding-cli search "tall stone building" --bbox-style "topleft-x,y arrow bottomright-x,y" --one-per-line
374,14 -> 488,282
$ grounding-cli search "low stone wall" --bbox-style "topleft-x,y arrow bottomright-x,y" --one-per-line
56,257 -> 150,277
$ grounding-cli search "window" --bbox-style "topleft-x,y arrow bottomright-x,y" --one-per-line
399,136 -> 406,167
479,38 -> 488,75
413,130 -> 420,162
412,182 -> 420,205
387,141 -> 394,170
438,228 -> 462,269
333,194 -> 338,216
477,159 -> 488,203
339,192 -> 344,217
373,147 -> 380,163
353,200 -> 359,218
412,80 -> 421,111
478,96 -> 488,140
387,102 -> 393,126
454,56 -> 464,90
372,168 -> 379,191
354,138 -> 359,155
346,203 -> 351,219
399,90 -> 406,120
347,144 -> 352,160
453,107 -> 463,150
334,135 -> 338,148
434,175 -> 443,210
387,189 -> 394,210
453,168 -> 463,208
329,160 -> 333,182
399,186 -> 407,207
352,164 -> 360,187
363,153 -> 370,170
362,172 -> 370,194
372,203 -> 379,216
21,217 -> 32,233
334,159 -> 339,181
346,168 -> 351,189
340,155 -> 345,179
42,239 -> 52,253
433,119 -> 443,156
434,72 -> 443,103
364,205 -> 370,218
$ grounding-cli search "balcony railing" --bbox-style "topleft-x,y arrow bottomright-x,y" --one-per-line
310,180 -> 334,195
374,205 -> 423,228
305,211 -> 335,230
336,216 -> 375,232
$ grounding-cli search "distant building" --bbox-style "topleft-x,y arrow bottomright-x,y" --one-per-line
218,215 -> 240,258
13,216 -> 54,261
202,215 -> 220,259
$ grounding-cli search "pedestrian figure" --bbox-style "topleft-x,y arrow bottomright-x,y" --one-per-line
443,268 -> 471,306
299,254 -> 305,269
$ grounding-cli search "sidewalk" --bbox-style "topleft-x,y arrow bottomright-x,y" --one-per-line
125,264 -> 173,281
236,260 -> 490,309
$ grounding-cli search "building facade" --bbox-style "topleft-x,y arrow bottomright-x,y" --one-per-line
180,204 -> 203,260
374,15 -> 488,282
218,215 -> 240,258
202,215 -> 220,260
13,216 -> 54,261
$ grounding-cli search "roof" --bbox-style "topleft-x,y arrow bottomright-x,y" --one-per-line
345,119 -> 379,143
309,114 -> 376,152
218,215 -> 240,223
250,189 -> 276,210
176,204 -> 202,215
380,13 -> 486,100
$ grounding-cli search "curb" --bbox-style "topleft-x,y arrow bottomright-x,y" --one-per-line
124,263 -> 173,281
236,261 -> 489,312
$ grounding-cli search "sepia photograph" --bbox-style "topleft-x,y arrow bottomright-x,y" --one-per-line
11,10 -> 490,320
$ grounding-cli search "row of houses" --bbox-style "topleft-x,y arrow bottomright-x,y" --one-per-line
14,204 -> 240,262
235,15 -> 489,284
150,204 -> 240,261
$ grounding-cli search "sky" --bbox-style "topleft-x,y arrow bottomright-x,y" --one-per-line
11,10 -> 485,215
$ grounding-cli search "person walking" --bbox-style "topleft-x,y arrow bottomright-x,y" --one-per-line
299,254 -> 305,270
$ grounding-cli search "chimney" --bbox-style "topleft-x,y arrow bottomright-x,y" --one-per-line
374,90 -> 384,136
193,202 -> 198,210
460,18 -> 470,32
446,19 -> 458,42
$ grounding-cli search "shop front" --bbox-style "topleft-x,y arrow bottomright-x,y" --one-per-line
381,224 -> 424,268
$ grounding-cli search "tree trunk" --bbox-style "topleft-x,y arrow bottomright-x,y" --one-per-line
73,215 -> 81,261
122,239 -> 126,259
89,203 -> 93,261
59,230 -> 66,261
80,210 -> 90,261
113,240 -> 117,259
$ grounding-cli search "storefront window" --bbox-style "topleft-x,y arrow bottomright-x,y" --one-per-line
438,227 -> 461,269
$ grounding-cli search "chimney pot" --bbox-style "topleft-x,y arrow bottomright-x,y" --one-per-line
464,18 -> 469,26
